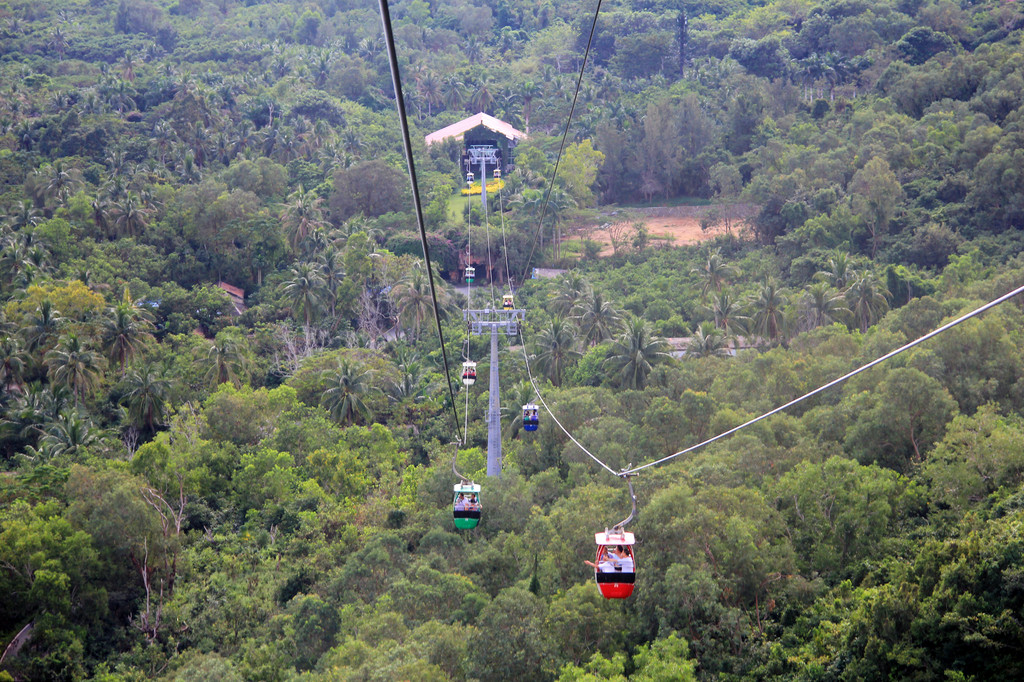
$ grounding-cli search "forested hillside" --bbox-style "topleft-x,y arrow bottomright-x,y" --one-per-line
3,0 -> 1024,679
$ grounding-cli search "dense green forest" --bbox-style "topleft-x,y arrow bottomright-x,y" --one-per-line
3,0 -> 1024,679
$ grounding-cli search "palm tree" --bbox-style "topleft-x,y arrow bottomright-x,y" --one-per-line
281,186 -> 326,252
282,262 -> 326,327
418,71 -> 443,116
41,160 -> 81,207
532,318 -> 581,387
606,317 -> 670,390
816,250 -> 854,290
550,272 -> 592,316
799,282 -> 852,331
392,267 -> 435,341
693,247 -> 739,299
318,247 -> 346,318
120,365 -> 171,431
22,299 -> 64,355
320,359 -> 377,426
111,191 -> 153,238
6,199 -> 41,230
0,336 -> 28,392
387,356 -> 435,403
48,26 -> 69,60
102,291 -> 156,375
749,280 -> 788,347
442,75 -> 465,111
469,75 -> 495,113
38,411 -> 99,461
573,289 -> 622,347
687,322 -> 731,358
708,289 -> 749,352
520,80 -> 541,134
202,338 -> 248,388
846,271 -> 891,332
45,333 -> 107,403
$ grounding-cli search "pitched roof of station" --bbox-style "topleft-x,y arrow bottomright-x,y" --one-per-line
424,112 -> 527,146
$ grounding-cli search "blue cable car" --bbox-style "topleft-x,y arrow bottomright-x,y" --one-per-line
523,403 -> 539,431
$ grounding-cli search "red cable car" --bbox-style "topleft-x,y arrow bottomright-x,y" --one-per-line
462,361 -> 477,386
587,475 -> 638,599
591,529 -> 636,599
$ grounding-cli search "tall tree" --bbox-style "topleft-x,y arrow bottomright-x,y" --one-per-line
749,279 -> 788,346
846,271 -> 891,332
102,291 -> 156,375
320,359 -> 377,426
850,158 -> 904,258
606,317 -> 670,390
533,317 -> 581,387
283,262 -> 326,327
573,289 -> 622,347
45,333 -> 106,403
120,365 -> 171,432
694,248 -> 739,299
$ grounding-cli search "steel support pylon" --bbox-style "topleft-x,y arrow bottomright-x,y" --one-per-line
486,324 -> 501,477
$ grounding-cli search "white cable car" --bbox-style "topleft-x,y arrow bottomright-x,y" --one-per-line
465,266 -> 475,283
522,403 -> 539,431
493,168 -> 501,179
462,361 -> 477,386
591,528 -> 636,599
466,171 -> 474,184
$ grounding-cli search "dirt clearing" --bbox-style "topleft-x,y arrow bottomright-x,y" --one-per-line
565,205 -> 757,256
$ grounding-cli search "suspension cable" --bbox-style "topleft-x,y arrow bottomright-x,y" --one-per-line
622,282 -> 1024,475
517,0 -> 605,288
378,0 -> 463,443
495,128 -> 619,477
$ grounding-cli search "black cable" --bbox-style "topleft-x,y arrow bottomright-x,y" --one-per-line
517,0 -> 604,287
378,0 -> 464,443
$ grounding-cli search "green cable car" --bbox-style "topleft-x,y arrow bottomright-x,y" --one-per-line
453,482 -> 481,529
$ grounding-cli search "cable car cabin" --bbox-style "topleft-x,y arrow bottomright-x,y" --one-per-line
462,361 -> 477,386
522,403 -> 539,431
493,168 -> 502,179
466,172 -> 474,184
502,294 -> 515,310
465,266 -> 475,284
592,529 -> 636,599
453,482 -> 481,529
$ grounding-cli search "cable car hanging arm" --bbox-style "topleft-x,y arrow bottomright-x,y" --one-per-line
614,471 -> 638,530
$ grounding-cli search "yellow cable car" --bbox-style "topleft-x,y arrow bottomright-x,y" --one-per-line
502,294 -> 514,310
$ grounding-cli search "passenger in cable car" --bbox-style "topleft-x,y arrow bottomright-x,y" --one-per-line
465,493 -> 480,511
454,493 -> 466,511
585,545 -> 633,573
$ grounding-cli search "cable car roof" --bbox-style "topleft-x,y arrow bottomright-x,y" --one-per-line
595,530 -> 635,545
454,482 -> 481,493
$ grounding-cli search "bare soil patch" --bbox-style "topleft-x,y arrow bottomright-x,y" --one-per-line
565,204 -> 756,256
